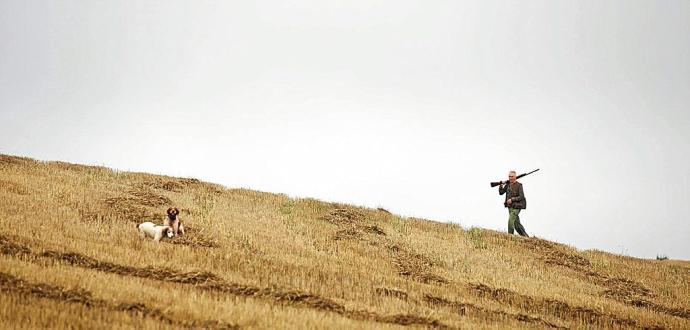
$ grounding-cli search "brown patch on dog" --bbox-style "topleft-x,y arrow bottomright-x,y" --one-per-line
0,271 -> 238,329
467,282 -> 649,328
388,244 -> 448,285
374,287 -> 408,301
424,294 -> 565,328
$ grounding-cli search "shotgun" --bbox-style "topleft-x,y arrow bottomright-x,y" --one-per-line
490,169 -> 539,187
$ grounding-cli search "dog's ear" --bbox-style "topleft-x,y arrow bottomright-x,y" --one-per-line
173,208 -> 179,215
166,208 -> 173,215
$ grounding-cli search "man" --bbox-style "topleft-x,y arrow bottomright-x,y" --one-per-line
498,171 -> 529,237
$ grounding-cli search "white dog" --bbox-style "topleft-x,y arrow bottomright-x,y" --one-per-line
137,222 -> 173,242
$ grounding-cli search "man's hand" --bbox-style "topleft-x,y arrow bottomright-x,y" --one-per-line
506,198 -> 512,205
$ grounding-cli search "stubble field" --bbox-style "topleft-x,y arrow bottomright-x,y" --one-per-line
0,154 -> 688,329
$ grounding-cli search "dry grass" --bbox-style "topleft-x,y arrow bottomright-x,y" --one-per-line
1,153 -> 688,329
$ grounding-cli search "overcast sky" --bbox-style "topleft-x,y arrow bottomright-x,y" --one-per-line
1,1 -> 688,260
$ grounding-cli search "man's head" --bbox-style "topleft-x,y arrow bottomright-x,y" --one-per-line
508,171 -> 517,183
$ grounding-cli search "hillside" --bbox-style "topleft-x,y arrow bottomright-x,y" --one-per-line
1,154 -> 688,329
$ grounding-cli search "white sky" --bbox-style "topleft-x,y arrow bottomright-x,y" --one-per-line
1,1 -> 689,259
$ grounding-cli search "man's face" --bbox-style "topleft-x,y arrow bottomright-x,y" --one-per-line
508,172 -> 517,183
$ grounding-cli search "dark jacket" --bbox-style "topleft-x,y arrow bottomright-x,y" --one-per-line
499,182 -> 526,209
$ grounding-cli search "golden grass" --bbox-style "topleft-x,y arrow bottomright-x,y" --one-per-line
0,153 -> 688,329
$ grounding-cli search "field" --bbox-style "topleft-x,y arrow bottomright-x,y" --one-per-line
1,153 -> 688,329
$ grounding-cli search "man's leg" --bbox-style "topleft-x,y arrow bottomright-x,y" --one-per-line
514,210 -> 529,237
508,209 -> 517,234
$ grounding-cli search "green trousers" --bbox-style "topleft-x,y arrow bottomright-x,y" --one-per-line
508,208 -> 529,237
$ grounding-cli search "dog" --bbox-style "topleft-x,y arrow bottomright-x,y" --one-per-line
166,207 -> 185,236
138,222 -> 173,242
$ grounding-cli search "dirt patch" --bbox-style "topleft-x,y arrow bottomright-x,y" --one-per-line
467,283 -> 645,328
321,209 -> 386,241
601,277 -> 654,299
127,188 -> 172,207
39,250 -> 223,285
424,294 -> 565,328
0,234 -> 32,257
388,244 -> 448,285
320,208 -> 445,285
0,180 -> 30,195
363,225 -> 386,236
366,313 -> 448,328
374,287 -> 409,301
103,196 -> 156,223
0,271 -> 238,329
334,228 -> 362,241
518,237 -> 593,270
601,288 -> 689,319
142,179 -> 185,192
168,235 -> 220,248
320,208 -> 366,226
376,208 -> 391,214
0,155 -> 31,166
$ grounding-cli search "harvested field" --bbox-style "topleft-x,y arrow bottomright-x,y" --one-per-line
0,271 -> 238,329
424,294 -> 565,329
1,233 -> 449,328
374,287 -> 409,301
388,244 -> 448,284
1,154 -> 688,329
467,282 -> 652,328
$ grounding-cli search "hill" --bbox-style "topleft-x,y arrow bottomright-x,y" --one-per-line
1,154 -> 688,329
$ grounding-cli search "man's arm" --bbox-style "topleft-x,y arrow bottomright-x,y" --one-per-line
498,183 -> 506,195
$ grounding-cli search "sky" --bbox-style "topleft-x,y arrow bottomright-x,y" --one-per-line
1,1 -> 688,260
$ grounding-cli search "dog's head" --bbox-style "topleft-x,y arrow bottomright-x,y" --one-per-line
166,207 -> 180,219
164,226 -> 174,238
